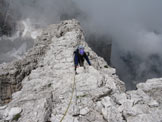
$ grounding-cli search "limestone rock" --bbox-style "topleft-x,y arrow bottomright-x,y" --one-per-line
80,107 -> 90,115
4,107 -> 22,121
137,78 -> 162,106
0,19 -> 162,122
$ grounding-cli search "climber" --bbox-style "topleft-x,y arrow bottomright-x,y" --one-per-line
74,45 -> 91,74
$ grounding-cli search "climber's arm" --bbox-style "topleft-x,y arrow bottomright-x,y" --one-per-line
84,53 -> 91,65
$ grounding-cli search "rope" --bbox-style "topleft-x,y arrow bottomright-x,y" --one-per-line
59,42 -> 81,122
59,74 -> 76,122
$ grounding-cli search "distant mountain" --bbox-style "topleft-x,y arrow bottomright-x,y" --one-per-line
0,0 -> 17,36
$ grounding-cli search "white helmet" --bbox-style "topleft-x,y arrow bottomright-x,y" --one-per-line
78,45 -> 84,49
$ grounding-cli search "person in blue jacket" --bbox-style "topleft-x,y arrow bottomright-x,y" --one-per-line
74,45 -> 91,73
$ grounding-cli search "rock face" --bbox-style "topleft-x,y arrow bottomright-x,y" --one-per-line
0,0 -> 16,36
0,27 -> 49,105
0,19 -> 162,122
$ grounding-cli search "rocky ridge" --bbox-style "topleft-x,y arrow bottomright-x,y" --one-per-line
0,19 -> 162,122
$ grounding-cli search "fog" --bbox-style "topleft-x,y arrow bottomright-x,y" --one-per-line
1,0 -> 162,89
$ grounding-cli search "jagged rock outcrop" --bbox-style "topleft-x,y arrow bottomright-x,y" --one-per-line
0,19 -> 162,122
0,27 -> 49,105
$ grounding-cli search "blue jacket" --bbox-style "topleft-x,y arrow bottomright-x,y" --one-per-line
74,49 -> 91,66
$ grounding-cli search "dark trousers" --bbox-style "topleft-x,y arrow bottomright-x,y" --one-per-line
75,59 -> 84,71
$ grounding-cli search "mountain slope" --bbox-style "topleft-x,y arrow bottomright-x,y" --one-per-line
0,19 -> 162,122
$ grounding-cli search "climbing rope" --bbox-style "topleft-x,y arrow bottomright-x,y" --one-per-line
59,73 -> 76,122
59,43 -> 82,122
